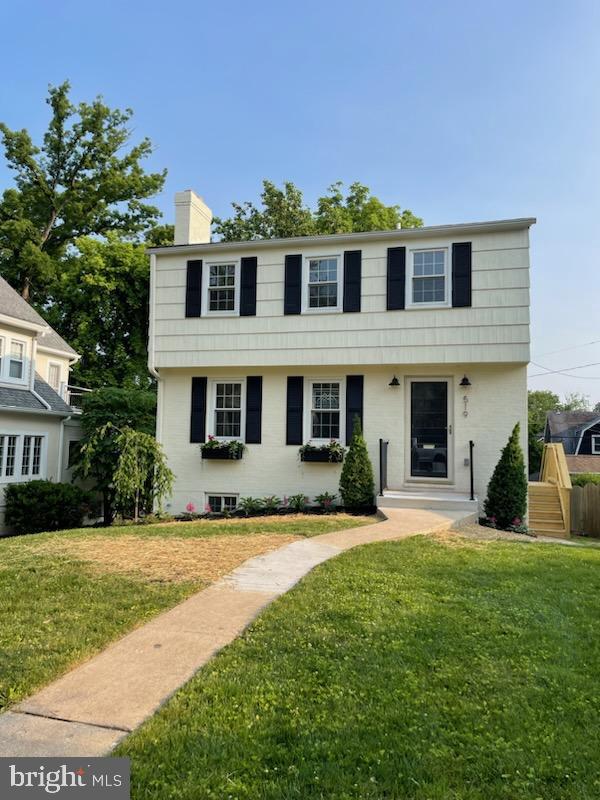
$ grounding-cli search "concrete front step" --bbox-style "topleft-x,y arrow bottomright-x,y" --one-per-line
378,489 -> 479,512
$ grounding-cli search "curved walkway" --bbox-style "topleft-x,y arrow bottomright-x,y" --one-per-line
0,508 -> 471,757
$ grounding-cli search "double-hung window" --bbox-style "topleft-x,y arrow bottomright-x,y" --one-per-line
21,435 -> 43,476
310,381 -> 341,441
0,433 -> 46,481
48,363 -> 61,393
306,256 -> 341,311
212,381 -> 244,439
409,249 -> 449,306
592,434 -> 600,455
9,341 -> 25,380
205,262 -> 239,314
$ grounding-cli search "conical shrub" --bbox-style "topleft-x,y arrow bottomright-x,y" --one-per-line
339,416 -> 375,508
484,422 -> 527,529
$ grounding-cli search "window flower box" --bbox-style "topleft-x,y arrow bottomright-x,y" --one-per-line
201,437 -> 245,460
299,442 -> 345,463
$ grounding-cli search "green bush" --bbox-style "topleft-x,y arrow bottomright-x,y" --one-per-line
571,472 -> 600,487
339,416 -> 374,508
483,423 -> 528,529
5,481 -> 95,535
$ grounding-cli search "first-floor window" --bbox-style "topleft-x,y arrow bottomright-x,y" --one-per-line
214,382 -> 242,438
311,382 -> 341,440
0,433 -> 45,481
206,494 -> 238,513
592,435 -> 600,455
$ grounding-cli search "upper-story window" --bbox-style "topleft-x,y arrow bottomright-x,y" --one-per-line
408,248 -> 450,307
48,363 -> 61,392
0,337 -> 28,384
209,379 -> 246,440
204,262 -> 240,315
304,256 -> 342,312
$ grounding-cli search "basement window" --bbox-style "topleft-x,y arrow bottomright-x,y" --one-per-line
206,494 -> 238,513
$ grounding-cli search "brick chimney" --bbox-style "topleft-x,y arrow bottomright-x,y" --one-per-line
174,190 -> 212,244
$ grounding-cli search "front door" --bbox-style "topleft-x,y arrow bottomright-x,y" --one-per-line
409,380 -> 450,480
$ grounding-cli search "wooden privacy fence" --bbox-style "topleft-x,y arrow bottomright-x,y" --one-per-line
571,484 -> 600,537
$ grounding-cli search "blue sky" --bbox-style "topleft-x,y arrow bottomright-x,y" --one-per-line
1,0 -> 600,403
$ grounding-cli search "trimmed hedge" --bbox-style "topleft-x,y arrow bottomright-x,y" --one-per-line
5,480 -> 95,535
571,472 -> 600,487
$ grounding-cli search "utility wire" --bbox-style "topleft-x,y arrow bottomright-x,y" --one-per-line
529,360 -> 600,378
532,339 -> 600,359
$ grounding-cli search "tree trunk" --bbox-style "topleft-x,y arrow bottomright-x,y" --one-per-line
102,490 -> 114,526
21,277 -> 30,302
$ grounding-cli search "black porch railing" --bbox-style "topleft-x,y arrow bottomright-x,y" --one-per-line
469,440 -> 475,501
379,438 -> 389,496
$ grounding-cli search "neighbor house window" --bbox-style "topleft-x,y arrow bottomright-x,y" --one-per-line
306,256 -> 341,310
310,381 -> 341,440
48,363 -> 61,392
21,435 -> 43,477
410,249 -> 448,306
211,381 -> 244,439
592,435 -> 600,455
206,494 -> 238,513
8,340 -> 25,380
205,262 -> 239,314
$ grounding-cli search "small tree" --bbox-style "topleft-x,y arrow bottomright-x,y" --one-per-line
339,416 -> 375,508
113,427 -> 173,521
484,423 -> 528,529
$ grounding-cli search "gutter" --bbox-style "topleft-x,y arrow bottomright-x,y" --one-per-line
147,217 -> 537,256
0,405 -> 73,418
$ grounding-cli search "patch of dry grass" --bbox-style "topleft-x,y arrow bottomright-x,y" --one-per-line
36,533 -> 301,584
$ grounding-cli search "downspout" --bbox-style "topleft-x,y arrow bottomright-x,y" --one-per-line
147,253 -> 162,442
58,415 -> 72,482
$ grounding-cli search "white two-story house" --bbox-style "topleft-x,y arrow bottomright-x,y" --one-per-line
0,276 -> 82,528
148,190 -> 533,515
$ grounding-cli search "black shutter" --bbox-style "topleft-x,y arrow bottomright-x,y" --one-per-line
387,247 -> 406,310
284,254 -> 302,315
346,375 -> 364,445
240,256 -> 257,316
190,377 -> 207,443
452,242 -> 472,307
286,376 -> 304,444
245,376 -> 262,443
185,260 -> 203,317
343,250 -> 362,312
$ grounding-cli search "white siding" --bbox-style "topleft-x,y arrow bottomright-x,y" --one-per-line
151,228 -> 531,368
158,364 -> 527,515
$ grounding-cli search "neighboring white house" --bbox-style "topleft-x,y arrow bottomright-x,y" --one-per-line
148,190 -> 533,515
0,277 -> 82,528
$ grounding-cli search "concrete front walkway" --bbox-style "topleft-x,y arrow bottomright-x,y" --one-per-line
0,508 -> 471,757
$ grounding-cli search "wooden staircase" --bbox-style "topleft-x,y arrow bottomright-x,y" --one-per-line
528,443 -> 571,538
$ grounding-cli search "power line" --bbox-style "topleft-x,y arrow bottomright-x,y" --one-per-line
529,360 -> 600,378
532,339 -> 600,359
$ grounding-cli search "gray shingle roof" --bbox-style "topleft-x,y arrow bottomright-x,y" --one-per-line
0,277 -> 77,356
0,374 -> 74,415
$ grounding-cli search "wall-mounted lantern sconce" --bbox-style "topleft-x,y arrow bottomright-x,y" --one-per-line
459,375 -> 471,387
460,375 -> 471,417
389,376 -> 400,387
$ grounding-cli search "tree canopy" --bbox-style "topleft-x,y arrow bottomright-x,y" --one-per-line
213,180 -> 422,241
0,81 -> 165,302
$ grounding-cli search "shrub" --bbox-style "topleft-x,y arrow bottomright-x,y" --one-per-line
288,493 -> 309,512
571,472 -> 600,487
238,496 -> 265,516
339,416 -> 374,508
315,491 -> 337,510
262,495 -> 281,513
5,480 -> 95,535
484,423 -> 528,530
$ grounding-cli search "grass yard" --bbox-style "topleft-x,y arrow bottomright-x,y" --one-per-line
117,533 -> 600,800
0,514 -> 372,710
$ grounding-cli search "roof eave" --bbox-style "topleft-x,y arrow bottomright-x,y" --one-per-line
147,217 -> 537,256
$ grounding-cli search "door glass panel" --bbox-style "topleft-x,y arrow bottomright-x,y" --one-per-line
410,381 -> 448,478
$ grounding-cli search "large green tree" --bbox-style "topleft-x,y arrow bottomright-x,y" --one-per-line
213,180 -> 422,241
0,81 -> 165,302
44,234 -> 152,388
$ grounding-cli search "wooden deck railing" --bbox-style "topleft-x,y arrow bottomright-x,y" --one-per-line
539,443 -> 572,536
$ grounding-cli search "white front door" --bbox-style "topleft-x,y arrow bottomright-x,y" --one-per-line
405,378 -> 453,483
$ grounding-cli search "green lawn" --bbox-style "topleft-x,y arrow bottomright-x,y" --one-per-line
117,535 -> 600,800
0,514 -> 371,711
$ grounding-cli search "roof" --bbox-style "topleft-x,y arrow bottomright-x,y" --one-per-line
0,374 -> 74,415
546,411 -> 600,454
147,216 -> 537,256
0,277 -> 77,356
565,455 -> 600,474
